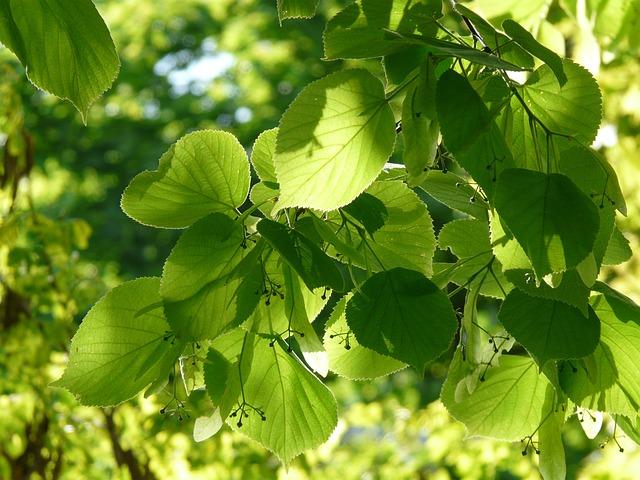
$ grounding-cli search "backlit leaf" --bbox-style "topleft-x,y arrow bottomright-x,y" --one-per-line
346,267 -> 457,371
324,296 -> 406,379
499,289 -> 599,367
0,0 -> 119,120
122,130 -> 250,228
274,69 -> 395,211
52,278 -> 183,406
494,169 -> 600,277
441,348 -> 552,441
560,287 -> 640,417
437,70 -> 515,199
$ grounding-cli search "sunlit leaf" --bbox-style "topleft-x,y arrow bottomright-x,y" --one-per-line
161,213 -> 247,301
274,69 -> 395,211
52,278 -> 183,406
437,70 -> 515,199
402,60 -> 439,180
494,169 -> 600,277
324,296 -> 406,379
560,286 -> 640,417
502,19 -> 567,85
227,335 -> 338,464
0,0 -> 119,120
323,0 -> 441,59
441,348 -> 552,441
324,181 -> 436,275
418,170 -> 489,220
277,0 -> 318,20
257,219 -> 345,291
251,128 -> 278,183
122,130 -> 250,228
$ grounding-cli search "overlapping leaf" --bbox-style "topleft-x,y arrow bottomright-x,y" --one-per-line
346,267 -> 457,371
274,69 -> 395,211
502,19 -> 566,85
441,349 -> 552,441
418,171 -> 489,219
494,169 -> 600,277
257,219 -> 345,291
324,296 -> 406,379
402,60 -> 439,180
224,335 -> 338,464
508,60 -> 602,170
122,130 -> 250,228
52,278 -> 183,406
323,0 -> 441,59
323,181 -> 436,275
560,286 -> 640,417
161,213 -> 247,301
499,289 -> 599,367
437,70 -> 515,199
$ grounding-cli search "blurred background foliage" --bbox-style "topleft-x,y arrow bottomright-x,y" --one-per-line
0,0 -> 638,478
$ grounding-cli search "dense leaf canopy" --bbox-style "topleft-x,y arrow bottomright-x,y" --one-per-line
2,0 -> 640,478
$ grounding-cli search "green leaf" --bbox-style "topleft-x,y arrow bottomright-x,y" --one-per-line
490,213 -> 532,271
494,169 -> 600,277
438,218 -> 491,259
282,264 -> 329,376
52,278 -> 183,406
402,60 -> 439,180
510,60 -> 602,167
193,410 -> 224,442
506,60 -> 603,171
502,19 -> 567,86
249,181 -> 279,218
383,47 -> 429,88
504,269 -> 590,316
469,0 -> 552,29
122,130 -> 250,228
163,249 -> 263,341
435,218 -> 512,298
616,415 -> 640,447
602,226 -> 632,266
558,141 -> 626,215
560,288 -> 640,417
406,34 -> 529,71
441,348 -> 552,441
418,170 -> 489,220
229,335 -> 338,464
346,267 -> 457,371
341,192 -> 389,235
324,296 -> 406,380
251,128 -> 278,183
161,213 -> 247,302
244,253 -> 329,338
323,0 -> 441,59
432,259 -> 511,299
203,349 -> 233,408
325,181 -> 436,275
273,69 -> 395,211
498,289 -> 599,367
436,70 -> 515,199
257,219 -> 345,291
0,0 -> 119,121
203,347 -> 244,420
453,5 -> 535,69
277,0 -> 318,20
538,389 -> 567,480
